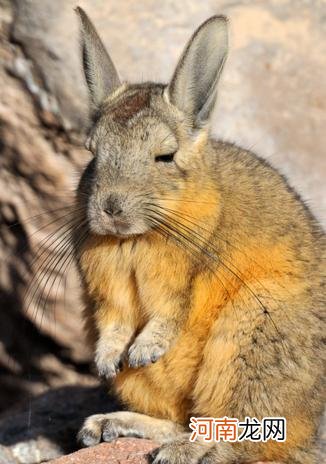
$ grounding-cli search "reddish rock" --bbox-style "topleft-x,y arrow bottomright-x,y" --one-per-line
49,440 -> 278,464
50,439 -> 158,464
49,439 -> 280,464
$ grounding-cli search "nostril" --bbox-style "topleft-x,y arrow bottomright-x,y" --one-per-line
104,195 -> 124,217
104,208 -> 113,217
104,208 -> 122,217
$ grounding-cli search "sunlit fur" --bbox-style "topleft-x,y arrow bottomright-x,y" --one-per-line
73,8 -> 325,464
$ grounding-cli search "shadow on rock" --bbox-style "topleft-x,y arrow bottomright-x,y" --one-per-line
0,384 -> 121,463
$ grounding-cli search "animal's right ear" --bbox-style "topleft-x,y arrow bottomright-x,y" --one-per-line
167,16 -> 228,128
75,7 -> 121,110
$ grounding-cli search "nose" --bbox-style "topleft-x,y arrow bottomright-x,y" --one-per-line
103,195 -> 123,217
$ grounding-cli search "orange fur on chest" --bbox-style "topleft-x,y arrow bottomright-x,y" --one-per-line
79,226 -> 303,422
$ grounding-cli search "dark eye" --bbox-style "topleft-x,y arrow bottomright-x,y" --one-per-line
155,152 -> 176,163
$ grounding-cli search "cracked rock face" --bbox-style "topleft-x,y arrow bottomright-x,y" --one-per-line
0,0 -> 325,463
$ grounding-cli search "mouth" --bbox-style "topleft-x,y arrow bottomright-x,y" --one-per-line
91,221 -> 133,237
88,214 -> 150,238
109,219 -> 133,236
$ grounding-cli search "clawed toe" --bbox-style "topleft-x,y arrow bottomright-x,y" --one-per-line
147,447 -> 160,462
95,351 -> 124,379
128,342 -> 166,368
77,415 -> 124,448
101,419 -> 121,442
77,426 -> 101,447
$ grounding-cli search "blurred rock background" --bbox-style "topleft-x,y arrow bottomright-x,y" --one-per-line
0,0 -> 325,462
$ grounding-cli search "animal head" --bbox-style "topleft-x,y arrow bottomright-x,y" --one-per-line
76,7 -> 228,237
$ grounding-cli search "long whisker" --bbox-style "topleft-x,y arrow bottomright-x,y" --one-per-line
145,205 -> 294,369
7,205 -> 82,229
152,204 -> 289,303
154,198 -> 217,205
145,211 -> 238,315
27,214 -> 83,277
25,217 -> 85,322
38,223 -> 89,329
3,206 -> 85,277
152,208 -> 277,322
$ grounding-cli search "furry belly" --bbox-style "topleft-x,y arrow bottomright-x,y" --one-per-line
113,327 -> 204,424
112,275 -> 228,424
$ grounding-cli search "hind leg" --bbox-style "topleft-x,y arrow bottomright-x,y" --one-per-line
77,410 -> 185,447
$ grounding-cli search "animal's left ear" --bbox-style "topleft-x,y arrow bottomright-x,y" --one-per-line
75,7 -> 121,110
167,16 -> 228,127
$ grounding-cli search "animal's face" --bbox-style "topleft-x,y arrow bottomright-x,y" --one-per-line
80,84 -> 203,237
76,8 -> 228,238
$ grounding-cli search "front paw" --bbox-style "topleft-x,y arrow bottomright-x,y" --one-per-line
95,346 -> 124,379
78,414 -> 124,447
128,339 -> 169,368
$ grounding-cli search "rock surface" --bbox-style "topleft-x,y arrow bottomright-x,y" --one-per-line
49,441 -> 274,464
50,439 -> 158,464
0,0 -> 325,463
0,0 -> 93,412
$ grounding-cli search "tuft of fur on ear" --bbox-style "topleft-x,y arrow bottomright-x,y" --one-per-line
75,7 -> 121,109
168,16 -> 228,127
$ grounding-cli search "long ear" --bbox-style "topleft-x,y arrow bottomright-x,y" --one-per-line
168,16 -> 228,127
75,7 -> 121,109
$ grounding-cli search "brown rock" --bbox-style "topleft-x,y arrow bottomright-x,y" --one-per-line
49,440 -> 279,464
0,445 -> 17,464
0,0 -> 92,413
50,439 -> 158,464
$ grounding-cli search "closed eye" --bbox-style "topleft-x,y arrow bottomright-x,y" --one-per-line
155,152 -> 176,163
